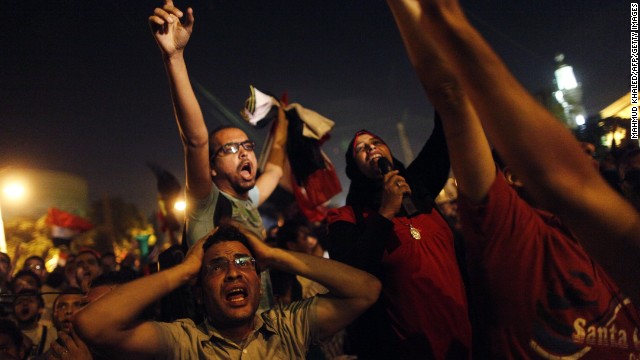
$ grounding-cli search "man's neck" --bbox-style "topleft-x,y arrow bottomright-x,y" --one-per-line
217,184 -> 250,201
211,317 -> 255,345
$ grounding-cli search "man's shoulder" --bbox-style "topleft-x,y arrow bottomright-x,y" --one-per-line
261,297 -> 316,323
153,318 -> 210,342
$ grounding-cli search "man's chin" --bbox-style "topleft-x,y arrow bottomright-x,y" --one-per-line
234,181 -> 256,194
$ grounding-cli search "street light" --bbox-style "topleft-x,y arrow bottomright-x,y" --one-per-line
0,178 -> 29,253
173,199 -> 186,212
3,182 -> 26,200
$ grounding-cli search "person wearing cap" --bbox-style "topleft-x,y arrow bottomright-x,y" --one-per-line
149,0 -> 287,246
326,116 -> 471,359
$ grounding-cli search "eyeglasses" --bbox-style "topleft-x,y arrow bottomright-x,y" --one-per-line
212,140 -> 256,159
203,256 -> 256,277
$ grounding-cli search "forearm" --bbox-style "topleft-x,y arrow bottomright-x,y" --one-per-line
388,0 -> 494,202
263,109 -> 288,172
164,54 -> 208,149
418,2 -> 591,203
163,53 -> 212,196
74,263 -> 193,345
415,0 -> 640,303
256,111 -> 287,204
266,248 -> 379,303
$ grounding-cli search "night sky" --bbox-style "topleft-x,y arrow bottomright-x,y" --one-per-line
1,0 -> 629,217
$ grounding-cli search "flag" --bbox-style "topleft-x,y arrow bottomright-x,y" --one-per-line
46,208 -> 94,246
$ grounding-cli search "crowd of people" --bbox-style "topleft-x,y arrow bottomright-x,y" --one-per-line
1,0 -> 638,359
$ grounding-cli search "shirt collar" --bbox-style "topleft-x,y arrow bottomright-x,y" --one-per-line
200,313 -> 278,346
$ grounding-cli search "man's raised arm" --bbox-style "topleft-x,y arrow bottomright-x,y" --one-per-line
255,107 -> 288,206
152,0 -> 212,200
237,225 -> 381,340
387,0 -> 640,303
386,0 -> 495,203
73,236 -> 205,358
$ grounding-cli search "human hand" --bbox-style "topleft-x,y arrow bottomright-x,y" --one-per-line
183,233 -> 207,284
225,220 -> 276,271
75,267 -> 91,293
48,329 -> 92,360
148,0 -> 194,59
378,170 -> 411,219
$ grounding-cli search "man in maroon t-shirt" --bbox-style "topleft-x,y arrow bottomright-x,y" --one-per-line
386,0 -> 640,358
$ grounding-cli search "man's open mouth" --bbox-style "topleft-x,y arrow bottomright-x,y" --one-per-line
225,287 -> 248,303
239,162 -> 253,179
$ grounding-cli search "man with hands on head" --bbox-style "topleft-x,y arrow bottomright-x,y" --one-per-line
150,0 -> 287,246
72,222 -> 381,359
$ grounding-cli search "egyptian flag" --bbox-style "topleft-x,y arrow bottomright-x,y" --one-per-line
241,86 -> 341,221
46,208 -> 94,247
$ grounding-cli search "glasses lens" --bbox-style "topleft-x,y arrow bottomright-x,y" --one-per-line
222,143 -> 240,154
240,141 -> 256,151
234,256 -> 256,269
206,258 -> 229,276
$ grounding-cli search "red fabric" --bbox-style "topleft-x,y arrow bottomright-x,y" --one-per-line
292,153 -> 342,222
458,172 -> 640,359
329,206 -> 472,359
45,208 -> 93,231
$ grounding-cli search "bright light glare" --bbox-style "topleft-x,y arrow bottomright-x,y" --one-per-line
174,200 -> 186,211
3,182 -> 26,200
575,115 -> 585,126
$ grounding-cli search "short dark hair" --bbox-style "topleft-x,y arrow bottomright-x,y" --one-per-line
202,225 -> 253,254
24,255 -> 44,265
91,271 -> 133,289
77,249 -> 101,261
275,220 -> 309,250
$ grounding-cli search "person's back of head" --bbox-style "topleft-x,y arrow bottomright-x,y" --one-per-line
276,220 -> 318,255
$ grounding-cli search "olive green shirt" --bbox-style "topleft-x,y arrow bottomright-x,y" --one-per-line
153,297 -> 318,360
185,186 -> 263,247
